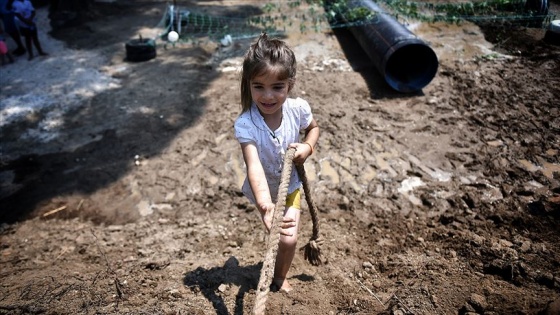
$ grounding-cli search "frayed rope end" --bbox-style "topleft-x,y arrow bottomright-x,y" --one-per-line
303,238 -> 323,266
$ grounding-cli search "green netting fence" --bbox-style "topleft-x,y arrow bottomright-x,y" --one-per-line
153,0 -> 557,44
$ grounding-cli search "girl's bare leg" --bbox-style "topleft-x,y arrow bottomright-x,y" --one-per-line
273,206 -> 300,292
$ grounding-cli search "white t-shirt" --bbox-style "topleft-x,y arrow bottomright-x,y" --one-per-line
234,97 -> 313,204
12,0 -> 36,29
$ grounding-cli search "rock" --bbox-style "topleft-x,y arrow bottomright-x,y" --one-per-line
460,302 -> 476,313
498,239 -> 513,248
449,249 -> 458,258
168,288 -> 182,298
107,225 -> 123,231
471,233 -> 485,246
519,240 -> 532,253
430,294 -> 438,307
363,261 -> 373,269
218,284 -> 228,293
469,293 -> 487,312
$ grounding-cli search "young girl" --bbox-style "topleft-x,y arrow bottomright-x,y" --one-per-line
234,33 -> 319,293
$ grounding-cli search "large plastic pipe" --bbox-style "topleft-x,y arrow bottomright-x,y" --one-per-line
342,0 -> 439,93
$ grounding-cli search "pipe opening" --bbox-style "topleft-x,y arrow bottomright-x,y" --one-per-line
384,43 -> 439,93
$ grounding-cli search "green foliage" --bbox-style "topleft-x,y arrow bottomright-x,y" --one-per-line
377,0 -> 547,25
163,0 -> 552,44
262,2 -> 277,13
431,0 -> 524,16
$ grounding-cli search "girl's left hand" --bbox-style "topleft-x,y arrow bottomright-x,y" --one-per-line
289,143 -> 312,165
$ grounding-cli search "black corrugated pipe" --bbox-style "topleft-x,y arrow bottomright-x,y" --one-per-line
337,0 -> 439,93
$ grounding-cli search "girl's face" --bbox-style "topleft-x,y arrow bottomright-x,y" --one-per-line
250,71 -> 290,118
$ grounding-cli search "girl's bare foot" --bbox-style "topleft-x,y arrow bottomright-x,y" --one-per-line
272,278 -> 293,293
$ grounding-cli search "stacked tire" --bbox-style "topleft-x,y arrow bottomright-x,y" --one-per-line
125,38 -> 157,62
544,20 -> 560,46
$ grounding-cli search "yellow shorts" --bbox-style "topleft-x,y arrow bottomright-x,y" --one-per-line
285,189 -> 301,210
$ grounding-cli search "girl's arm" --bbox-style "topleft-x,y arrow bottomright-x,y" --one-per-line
240,142 -> 274,215
291,118 -> 319,164
241,141 -> 297,234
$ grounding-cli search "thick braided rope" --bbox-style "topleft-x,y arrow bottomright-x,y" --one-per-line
296,164 -> 320,240
296,164 -> 323,266
253,148 -> 296,315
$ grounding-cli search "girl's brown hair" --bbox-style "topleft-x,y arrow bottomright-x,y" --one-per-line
240,33 -> 297,113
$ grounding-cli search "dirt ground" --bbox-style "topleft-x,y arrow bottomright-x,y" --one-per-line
1,0 -> 559,314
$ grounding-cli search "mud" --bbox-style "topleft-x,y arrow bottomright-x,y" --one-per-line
0,1 -> 559,314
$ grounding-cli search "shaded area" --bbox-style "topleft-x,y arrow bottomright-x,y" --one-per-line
0,0 -> 268,224
183,257 -> 260,315
0,49 -> 213,224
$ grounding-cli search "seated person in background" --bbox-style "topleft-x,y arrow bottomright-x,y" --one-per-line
0,20 -> 15,65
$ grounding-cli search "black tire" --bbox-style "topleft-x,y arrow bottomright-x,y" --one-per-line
544,30 -> 560,46
125,38 -> 157,62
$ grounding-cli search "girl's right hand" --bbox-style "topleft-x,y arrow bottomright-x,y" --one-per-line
260,203 -> 296,236
260,202 -> 276,232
